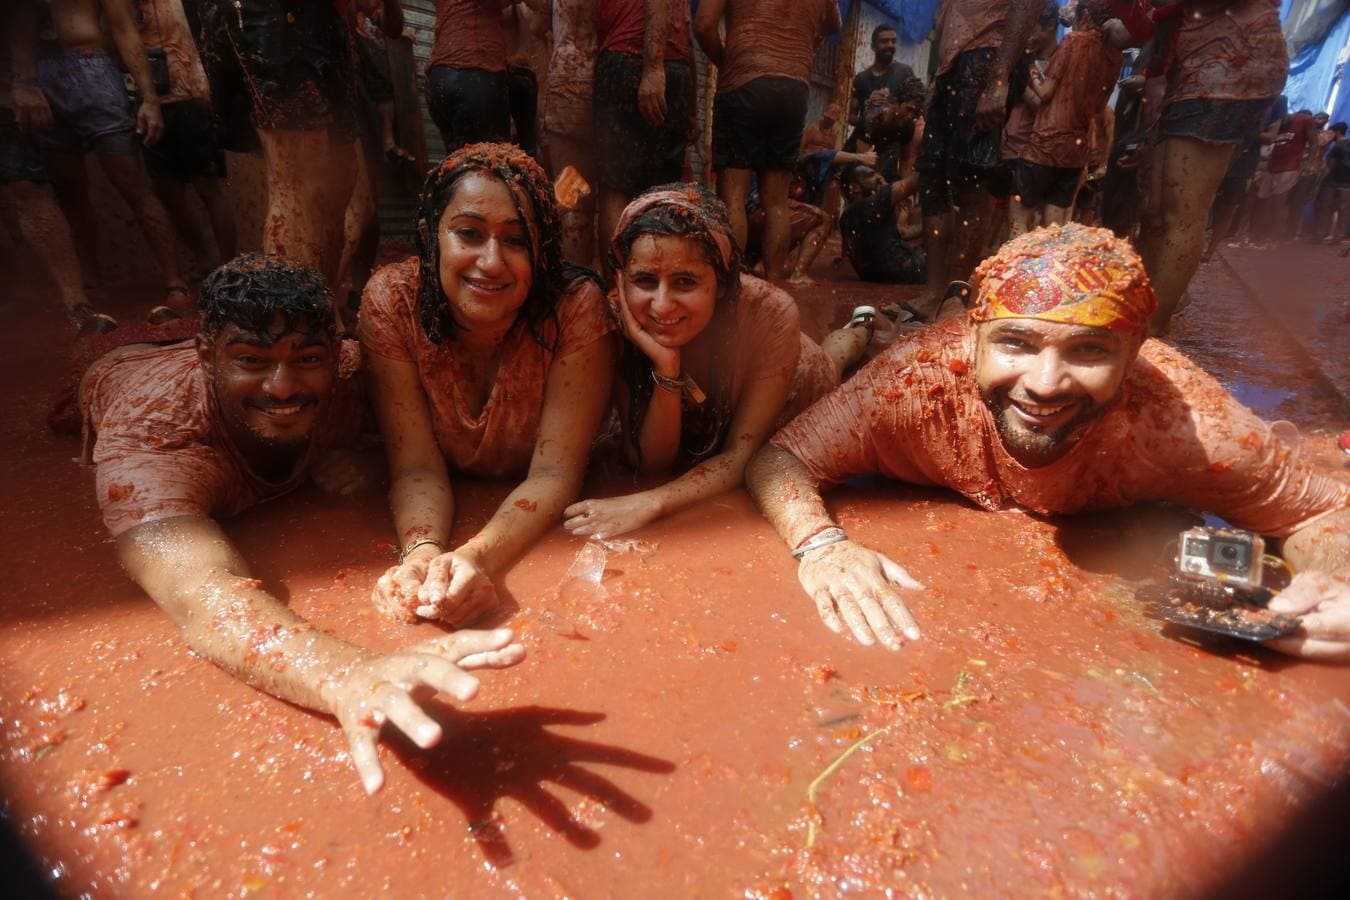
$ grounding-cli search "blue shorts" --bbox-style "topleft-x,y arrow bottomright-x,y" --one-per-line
36,48 -> 139,155
1159,98 -> 1273,146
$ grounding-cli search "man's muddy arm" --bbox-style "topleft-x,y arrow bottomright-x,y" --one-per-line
117,516 -> 368,711
693,0 -> 727,68
98,0 -> 157,102
746,444 -> 838,550
976,0 -> 1041,130
1283,508 -> 1350,577
118,515 -> 526,792
638,0 -> 670,125
5,1 -> 53,130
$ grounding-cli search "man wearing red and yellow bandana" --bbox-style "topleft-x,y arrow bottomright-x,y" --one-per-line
748,224 -> 1350,659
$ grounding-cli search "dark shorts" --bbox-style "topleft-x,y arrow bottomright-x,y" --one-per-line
202,0 -> 358,140
1015,160 -> 1082,209
144,100 -> 227,180
0,110 -> 48,184
425,65 -> 510,153
356,33 -> 395,103
1159,97 -> 1273,146
713,75 -> 808,172
508,64 -> 539,158
593,51 -> 691,194
35,48 -> 139,155
917,47 -> 1016,216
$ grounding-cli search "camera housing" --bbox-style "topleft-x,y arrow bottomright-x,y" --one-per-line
1175,526 -> 1264,589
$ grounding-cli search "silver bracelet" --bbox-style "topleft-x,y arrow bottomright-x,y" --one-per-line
399,537 -> 444,564
792,527 -> 848,560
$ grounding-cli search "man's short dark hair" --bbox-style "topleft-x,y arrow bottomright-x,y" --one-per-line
871,24 -> 896,44
1333,122 -> 1348,136
1296,108 -> 1312,116
199,254 -> 335,341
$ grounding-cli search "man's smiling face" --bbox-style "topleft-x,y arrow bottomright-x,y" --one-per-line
973,318 -> 1133,467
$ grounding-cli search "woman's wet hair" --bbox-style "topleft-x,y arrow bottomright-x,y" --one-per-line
610,182 -> 742,307
199,253 -> 334,342
611,184 -> 744,465
415,142 -> 595,347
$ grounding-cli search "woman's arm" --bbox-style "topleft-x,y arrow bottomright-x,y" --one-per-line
456,332 -> 619,573
565,289 -> 800,539
364,350 -> 465,622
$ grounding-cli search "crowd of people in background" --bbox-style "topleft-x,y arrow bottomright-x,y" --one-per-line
2,0 -> 1348,792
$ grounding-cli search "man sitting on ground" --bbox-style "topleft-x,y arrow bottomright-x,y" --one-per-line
73,255 -> 524,793
747,224 -> 1350,660
838,165 -> 925,285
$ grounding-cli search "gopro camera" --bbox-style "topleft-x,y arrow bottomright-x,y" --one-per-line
1176,527 -> 1264,590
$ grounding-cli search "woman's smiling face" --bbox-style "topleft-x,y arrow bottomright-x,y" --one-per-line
619,234 -> 719,349
437,171 -> 535,333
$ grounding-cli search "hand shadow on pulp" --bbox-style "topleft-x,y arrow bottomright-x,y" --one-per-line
390,704 -> 676,868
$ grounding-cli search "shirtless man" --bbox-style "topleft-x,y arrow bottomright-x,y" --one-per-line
202,0 -> 361,287
911,0 -> 1042,319
747,224 -> 1349,660
695,0 -> 840,283
533,0 -> 598,265
1,0 -> 115,334
801,102 -> 840,155
75,254 -> 524,793
34,0 -> 190,315
1136,0 -> 1288,334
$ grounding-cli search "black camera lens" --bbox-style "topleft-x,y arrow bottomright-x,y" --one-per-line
1209,539 -> 1249,572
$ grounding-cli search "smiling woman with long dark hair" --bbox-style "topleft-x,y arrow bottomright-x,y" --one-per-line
359,143 -> 617,626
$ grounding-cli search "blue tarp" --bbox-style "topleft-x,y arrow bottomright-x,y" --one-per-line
842,0 -> 942,43
1284,4 -> 1350,113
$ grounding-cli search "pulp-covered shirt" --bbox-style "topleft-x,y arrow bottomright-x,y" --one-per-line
1164,0 -> 1287,106
429,0 -> 507,72
934,0 -> 1008,77
359,258 -> 615,478
83,340 -> 364,538
596,0 -> 691,62
772,318 -> 1350,536
716,0 -> 837,92
1022,29 -> 1123,169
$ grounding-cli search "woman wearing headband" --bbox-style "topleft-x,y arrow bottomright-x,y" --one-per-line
360,143 -> 618,624
562,183 -> 875,540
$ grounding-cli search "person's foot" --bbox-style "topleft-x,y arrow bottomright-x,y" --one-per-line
164,283 -> 195,315
145,305 -> 182,325
846,305 -> 878,340
68,302 -> 118,337
787,271 -> 816,287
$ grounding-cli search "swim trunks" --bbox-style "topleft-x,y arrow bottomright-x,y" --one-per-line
35,48 -> 139,155
592,50 -> 691,194
1014,160 -> 1082,210
916,47 -> 1022,216
201,0 -> 358,139
713,75 -> 809,172
1158,98 -> 1273,146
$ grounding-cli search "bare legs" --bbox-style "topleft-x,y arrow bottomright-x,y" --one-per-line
256,128 -> 357,283
0,179 -> 112,330
758,169 -> 793,283
335,144 -> 379,331
1138,135 -> 1236,335
718,167 -> 753,258
543,132 -> 596,267
913,183 -> 992,319
787,203 -> 832,285
820,319 -> 870,374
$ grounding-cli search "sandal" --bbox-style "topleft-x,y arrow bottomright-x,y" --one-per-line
846,305 -> 879,343
69,302 -> 118,337
146,305 -> 182,325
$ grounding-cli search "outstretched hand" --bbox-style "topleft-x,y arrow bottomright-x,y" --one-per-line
797,540 -> 923,649
563,494 -> 661,540
324,628 -> 526,793
1265,571 -> 1350,663
373,548 -> 498,626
